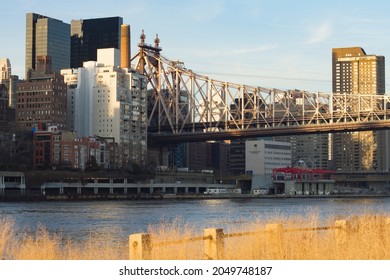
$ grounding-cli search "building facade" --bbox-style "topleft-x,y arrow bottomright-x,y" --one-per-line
61,48 -> 147,168
332,47 -> 387,171
290,134 -> 331,169
0,58 -> 11,83
0,58 -> 19,109
229,139 -> 246,175
16,56 -> 67,131
33,126 -> 62,168
25,13 -> 70,76
70,17 -> 123,68
0,59 -> 11,131
245,140 -> 292,176
245,139 -> 292,190
60,135 -> 112,170
0,84 -> 8,131
33,127 -> 113,170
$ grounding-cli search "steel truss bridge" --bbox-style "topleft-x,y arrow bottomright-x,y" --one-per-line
132,33 -> 390,144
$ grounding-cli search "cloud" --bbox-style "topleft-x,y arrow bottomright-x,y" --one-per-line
305,22 -> 332,44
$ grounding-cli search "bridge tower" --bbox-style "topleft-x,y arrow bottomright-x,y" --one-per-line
132,31 -> 174,168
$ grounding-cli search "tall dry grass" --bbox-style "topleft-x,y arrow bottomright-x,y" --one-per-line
1,214 -> 390,260
0,217 -> 14,259
220,213 -> 390,260
131,213 -> 390,260
0,217 -> 126,260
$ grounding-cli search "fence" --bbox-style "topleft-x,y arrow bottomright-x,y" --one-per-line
129,218 -> 390,260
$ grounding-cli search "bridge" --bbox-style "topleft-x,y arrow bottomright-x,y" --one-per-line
132,32 -> 390,144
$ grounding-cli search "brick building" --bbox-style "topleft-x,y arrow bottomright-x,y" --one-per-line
33,126 -> 61,168
33,126 -> 113,170
16,56 -> 67,132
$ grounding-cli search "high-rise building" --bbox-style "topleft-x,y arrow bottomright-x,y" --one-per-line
229,139 -> 246,175
71,17 -> 123,68
0,58 -> 11,83
0,84 -> 8,131
8,75 -> 20,109
0,58 -> 17,129
169,143 -> 188,169
25,13 -> 70,76
0,59 -> 11,122
1,58 -> 22,109
187,142 -> 208,172
61,48 -> 148,167
16,56 -> 68,131
332,47 -> 387,171
290,134 -> 331,169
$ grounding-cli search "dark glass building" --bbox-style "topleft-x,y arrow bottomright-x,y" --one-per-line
71,17 -> 123,68
25,13 -> 70,77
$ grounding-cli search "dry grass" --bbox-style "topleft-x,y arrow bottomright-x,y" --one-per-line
221,213 -> 390,260
0,217 -> 126,260
147,218 -> 202,260
1,214 -> 390,260
0,217 -> 14,259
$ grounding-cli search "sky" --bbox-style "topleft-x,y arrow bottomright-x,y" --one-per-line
1,0 -> 390,92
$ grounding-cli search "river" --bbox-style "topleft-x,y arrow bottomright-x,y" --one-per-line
1,197 -> 390,242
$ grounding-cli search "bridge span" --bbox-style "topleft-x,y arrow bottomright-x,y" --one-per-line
132,33 -> 390,143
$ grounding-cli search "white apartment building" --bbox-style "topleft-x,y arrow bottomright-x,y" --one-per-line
245,139 -> 292,190
61,48 -> 147,168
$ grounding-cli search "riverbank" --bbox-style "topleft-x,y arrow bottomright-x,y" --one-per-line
1,192 -> 390,202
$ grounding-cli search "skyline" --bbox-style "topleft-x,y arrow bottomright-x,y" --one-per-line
2,0 -> 390,92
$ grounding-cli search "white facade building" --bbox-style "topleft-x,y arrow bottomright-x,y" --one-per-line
245,140 -> 292,190
61,48 -> 148,167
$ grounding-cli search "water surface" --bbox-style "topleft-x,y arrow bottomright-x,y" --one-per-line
1,197 -> 389,242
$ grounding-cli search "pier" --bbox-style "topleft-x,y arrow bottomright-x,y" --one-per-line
40,179 -> 236,196
0,171 -> 26,196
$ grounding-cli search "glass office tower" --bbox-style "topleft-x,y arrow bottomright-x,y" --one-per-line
25,13 -> 70,77
71,17 -> 123,68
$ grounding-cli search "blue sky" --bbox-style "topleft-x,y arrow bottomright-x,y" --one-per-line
1,0 -> 390,92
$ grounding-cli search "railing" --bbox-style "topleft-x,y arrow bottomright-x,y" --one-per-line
129,218 -> 389,260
